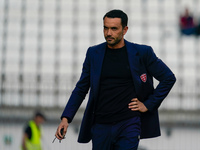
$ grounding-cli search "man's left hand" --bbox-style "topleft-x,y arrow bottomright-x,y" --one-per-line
128,98 -> 148,112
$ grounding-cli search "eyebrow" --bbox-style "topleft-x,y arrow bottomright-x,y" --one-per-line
111,27 -> 117,29
104,26 -> 118,29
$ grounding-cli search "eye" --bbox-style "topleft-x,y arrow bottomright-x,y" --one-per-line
104,26 -> 108,30
111,27 -> 117,31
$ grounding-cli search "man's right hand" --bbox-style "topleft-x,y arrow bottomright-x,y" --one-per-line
55,117 -> 69,140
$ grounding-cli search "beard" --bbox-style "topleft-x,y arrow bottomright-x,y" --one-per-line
105,36 -> 122,47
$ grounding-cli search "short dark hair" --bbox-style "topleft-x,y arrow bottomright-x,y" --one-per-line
103,9 -> 128,28
35,111 -> 46,120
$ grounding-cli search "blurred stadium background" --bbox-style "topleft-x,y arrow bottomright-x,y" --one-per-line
1,0 -> 200,149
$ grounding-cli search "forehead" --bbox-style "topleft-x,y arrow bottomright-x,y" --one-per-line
104,17 -> 122,27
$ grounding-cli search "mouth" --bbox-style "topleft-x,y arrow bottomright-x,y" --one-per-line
106,37 -> 114,41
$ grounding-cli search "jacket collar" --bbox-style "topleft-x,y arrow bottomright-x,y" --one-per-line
94,39 -> 140,73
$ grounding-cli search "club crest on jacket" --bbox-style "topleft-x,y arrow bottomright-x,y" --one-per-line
140,73 -> 147,82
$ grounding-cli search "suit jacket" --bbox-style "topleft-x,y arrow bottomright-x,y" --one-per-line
61,40 -> 176,143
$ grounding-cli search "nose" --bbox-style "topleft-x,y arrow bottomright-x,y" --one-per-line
107,29 -> 112,36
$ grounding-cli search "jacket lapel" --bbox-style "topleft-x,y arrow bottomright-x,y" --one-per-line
125,40 -> 143,99
92,43 -> 106,100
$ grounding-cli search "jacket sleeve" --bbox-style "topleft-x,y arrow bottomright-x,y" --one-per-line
142,46 -> 176,112
61,48 -> 91,123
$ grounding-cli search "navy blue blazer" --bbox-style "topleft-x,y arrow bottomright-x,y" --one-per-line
61,40 -> 176,143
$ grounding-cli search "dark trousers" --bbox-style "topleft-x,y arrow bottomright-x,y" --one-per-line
91,116 -> 141,150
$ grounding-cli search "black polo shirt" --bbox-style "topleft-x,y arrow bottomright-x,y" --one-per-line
95,45 -> 140,124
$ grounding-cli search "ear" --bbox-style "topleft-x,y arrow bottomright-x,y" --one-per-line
123,26 -> 128,35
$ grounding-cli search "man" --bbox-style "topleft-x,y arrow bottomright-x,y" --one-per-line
179,7 -> 196,35
55,9 -> 176,150
21,111 -> 46,150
